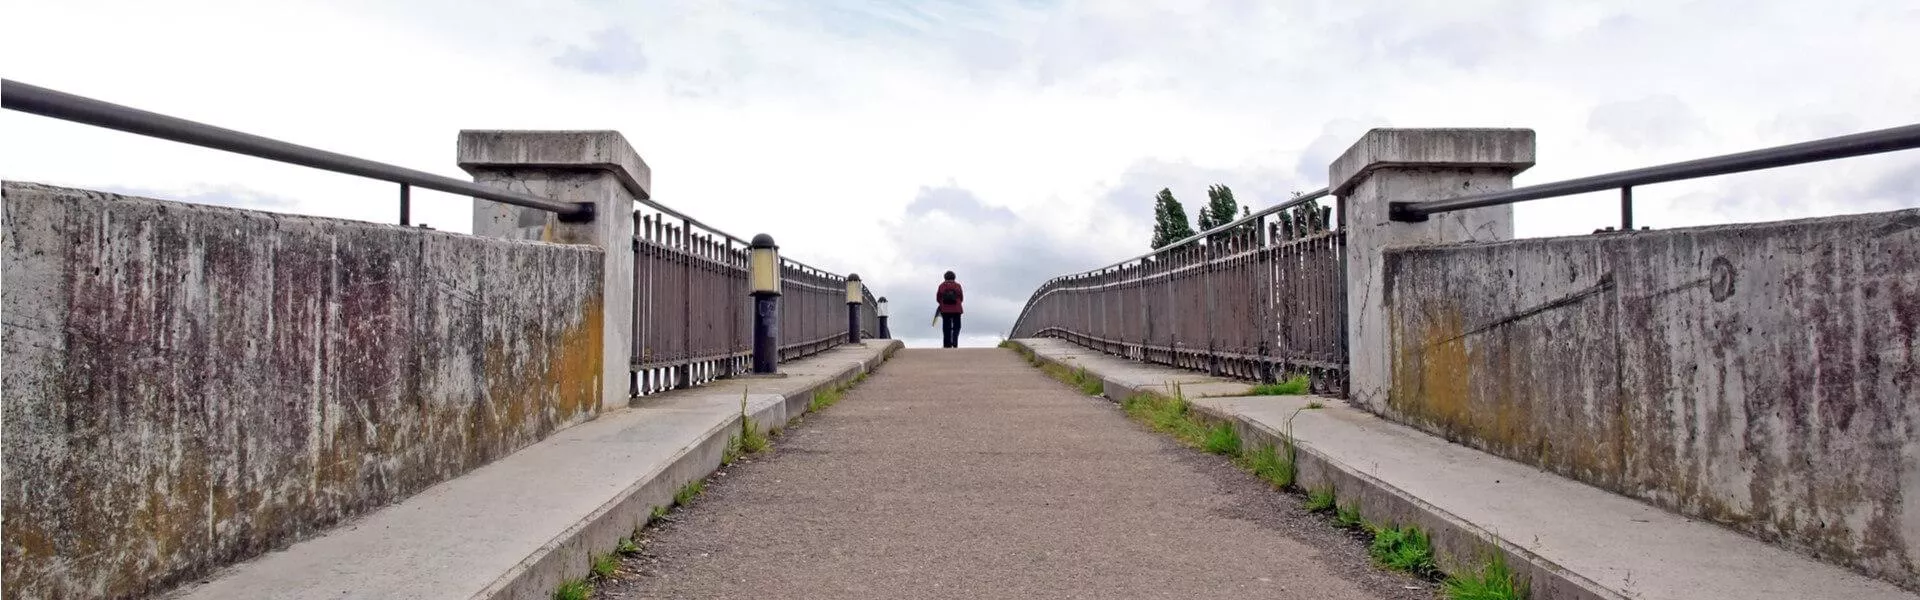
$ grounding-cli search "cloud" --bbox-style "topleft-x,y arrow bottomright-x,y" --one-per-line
1587,95 -> 1702,150
95,183 -> 302,212
552,27 -> 650,76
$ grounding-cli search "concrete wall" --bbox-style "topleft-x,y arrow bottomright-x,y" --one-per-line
1,182 -> 606,599
1383,207 -> 1920,588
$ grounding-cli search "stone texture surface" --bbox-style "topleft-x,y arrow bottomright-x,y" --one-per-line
1383,207 -> 1920,589
603,348 -> 1429,600
459,130 -> 641,411
1334,128 -> 1533,413
2,182 -> 605,600
1016,338 -> 1920,600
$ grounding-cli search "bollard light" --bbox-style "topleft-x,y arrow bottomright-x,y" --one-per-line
845,273 -> 863,344
876,296 -> 889,317
749,234 -> 781,296
749,233 -> 781,374
845,273 -> 864,304
876,296 -> 891,339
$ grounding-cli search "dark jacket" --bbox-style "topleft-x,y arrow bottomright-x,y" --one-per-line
936,281 -> 964,314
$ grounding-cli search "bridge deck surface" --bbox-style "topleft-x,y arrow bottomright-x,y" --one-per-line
595,348 -> 1428,599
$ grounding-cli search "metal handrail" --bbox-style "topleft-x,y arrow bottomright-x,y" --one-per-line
1044,187 -> 1331,283
1390,123 -> 1920,223
1,79 -> 591,221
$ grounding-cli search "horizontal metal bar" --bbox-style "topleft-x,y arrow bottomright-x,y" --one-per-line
2,79 -> 589,217
1391,123 -> 1920,221
1102,187 -> 1330,270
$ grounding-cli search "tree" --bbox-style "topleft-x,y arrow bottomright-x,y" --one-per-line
1149,188 -> 1197,250
1202,185 -> 1239,230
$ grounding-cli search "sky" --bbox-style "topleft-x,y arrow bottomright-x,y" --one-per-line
3,0 -> 1916,348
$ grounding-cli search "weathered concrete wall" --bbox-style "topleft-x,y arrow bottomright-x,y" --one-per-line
1,182 -> 606,599
1384,207 -> 1920,588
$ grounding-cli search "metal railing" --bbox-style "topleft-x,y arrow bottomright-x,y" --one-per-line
1,79 -> 592,224
1390,123 -> 1920,227
631,204 -> 880,395
1011,189 -> 1349,394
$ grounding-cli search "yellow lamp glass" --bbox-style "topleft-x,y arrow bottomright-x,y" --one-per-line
748,234 -> 780,295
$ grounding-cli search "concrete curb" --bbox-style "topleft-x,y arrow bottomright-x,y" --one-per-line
1008,339 -> 1616,600
479,340 -> 904,600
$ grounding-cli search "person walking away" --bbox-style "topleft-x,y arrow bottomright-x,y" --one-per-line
936,271 -> 964,348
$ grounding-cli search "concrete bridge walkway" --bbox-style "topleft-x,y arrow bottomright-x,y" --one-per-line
595,348 -> 1428,599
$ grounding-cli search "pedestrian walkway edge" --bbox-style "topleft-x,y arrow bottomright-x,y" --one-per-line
1004,339 -> 1605,599
482,340 -> 903,600
1007,338 -> 1917,600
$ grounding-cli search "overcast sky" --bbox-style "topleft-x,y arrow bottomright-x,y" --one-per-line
4,0 -> 1916,347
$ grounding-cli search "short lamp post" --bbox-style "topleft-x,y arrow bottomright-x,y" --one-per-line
876,296 -> 890,339
845,274 -> 863,344
748,234 -> 781,374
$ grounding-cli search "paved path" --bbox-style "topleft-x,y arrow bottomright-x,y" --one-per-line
599,348 -> 1427,599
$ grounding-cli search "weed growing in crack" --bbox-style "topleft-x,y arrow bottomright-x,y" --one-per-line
808,387 -> 843,412
674,480 -> 704,508
650,505 -> 668,521
1369,524 -> 1438,577
1443,553 -> 1528,600
553,579 -> 589,600
1239,443 -> 1295,489
617,538 -> 639,555
1202,422 -> 1241,456
1250,374 -> 1310,396
1305,486 -> 1337,513
591,553 -> 618,579
1334,502 -> 1365,529
739,418 -> 771,454
1121,388 -> 1209,446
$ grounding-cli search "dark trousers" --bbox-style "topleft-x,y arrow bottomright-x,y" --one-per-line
940,313 -> 962,348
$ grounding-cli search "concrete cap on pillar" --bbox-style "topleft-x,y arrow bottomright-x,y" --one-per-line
456,130 -> 653,200
1329,128 -> 1535,197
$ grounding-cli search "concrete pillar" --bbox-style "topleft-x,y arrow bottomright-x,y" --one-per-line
458,130 -> 649,411
1331,128 -> 1533,412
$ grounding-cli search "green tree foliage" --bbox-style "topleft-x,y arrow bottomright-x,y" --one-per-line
1150,188 -> 1197,250
1202,185 -> 1239,231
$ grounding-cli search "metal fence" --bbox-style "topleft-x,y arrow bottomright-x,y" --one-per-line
1011,190 -> 1349,395
631,208 -> 879,396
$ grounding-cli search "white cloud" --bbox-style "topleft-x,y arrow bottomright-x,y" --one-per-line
3,0 -> 1916,347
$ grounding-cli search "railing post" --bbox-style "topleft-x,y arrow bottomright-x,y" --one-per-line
1330,128 -> 1534,412
458,130 -> 647,411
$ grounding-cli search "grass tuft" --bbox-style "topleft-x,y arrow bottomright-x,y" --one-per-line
1121,390 -> 1209,446
808,387 -> 843,412
1443,554 -> 1528,600
1305,486 -> 1337,513
553,579 -> 590,600
1202,422 -> 1241,456
721,435 -> 741,466
1334,502 -> 1364,529
1250,374 -> 1311,396
1239,443 -> 1295,489
650,505 -> 668,520
1077,369 -> 1104,396
673,480 -> 704,508
1306,401 -> 1325,409
739,417 -> 771,454
1368,524 -> 1438,576
591,553 -> 618,579
617,538 -> 639,555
